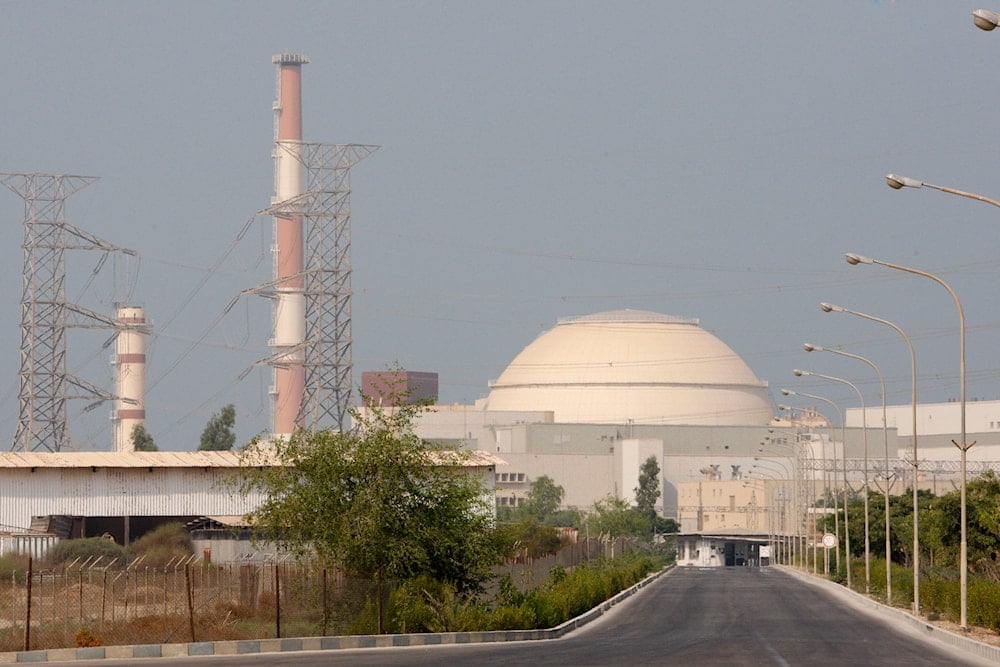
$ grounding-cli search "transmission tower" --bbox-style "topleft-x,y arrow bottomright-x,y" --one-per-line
262,143 -> 378,432
2,173 -> 130,452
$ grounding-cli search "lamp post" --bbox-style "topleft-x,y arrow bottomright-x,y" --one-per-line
973,9 -> 1000,31
750,469 -> 790,564
779,394 -> 847,582
761,435 -> 815,572
750,456 -> 805,568
886,173 -> 1000,209
844,253 -> 971,627
804,343 -> 893,603
754,457 -> 800,568
821,301 -> 922,614
768,402 -> 840,574
794,369 -> 869,591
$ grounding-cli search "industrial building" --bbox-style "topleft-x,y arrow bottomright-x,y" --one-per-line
408,309 -> 1000,534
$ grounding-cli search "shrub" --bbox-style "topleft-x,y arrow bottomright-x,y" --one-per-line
127,522 -> 193,567
387,575 -> 440,633
387,575 -> 487,633
968,579 -> 1000,632
482,602 -> 536,630
74,628 -> 102,647
0,553 -> 32,579
48,537 -> 126,566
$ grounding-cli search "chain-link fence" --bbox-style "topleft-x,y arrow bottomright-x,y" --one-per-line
1,537 -> 643,652
0,557 -> 374,652
495,536 -> 640,591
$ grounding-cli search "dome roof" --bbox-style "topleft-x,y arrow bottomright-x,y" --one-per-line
484,309 -> 772,426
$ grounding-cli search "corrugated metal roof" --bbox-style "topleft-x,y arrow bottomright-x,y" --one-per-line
426,450 -> 506,467
0,451 -> 243,468
0,450 -> 505,469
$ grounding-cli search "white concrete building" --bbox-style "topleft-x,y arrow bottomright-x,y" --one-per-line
410,309 -> 1000,522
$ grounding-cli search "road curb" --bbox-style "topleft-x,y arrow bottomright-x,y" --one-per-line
780,566 -> 1000,664
0,566 -> 672,663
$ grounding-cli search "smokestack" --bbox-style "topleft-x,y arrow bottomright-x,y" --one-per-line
113,306 -> 147,453
270,53 -> 309,438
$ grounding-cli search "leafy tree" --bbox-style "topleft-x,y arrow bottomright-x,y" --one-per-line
497,519 -> 563,558
654,516 -> 680,534
131,424 -> 157,452
522,475 -> 564,523
199,404 -> 236,451
585,496 -> 650,538
236,401 -> 502,633
924,470 -> 1000,578
635,455 -> 661,533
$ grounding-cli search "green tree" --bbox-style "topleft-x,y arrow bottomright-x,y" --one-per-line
199,404 -> 236,451
635,455 -> 661,533
236,401 -> 502,633
585,496 -> 650,538
131,424 -> 157,452
522,475 -> 564,523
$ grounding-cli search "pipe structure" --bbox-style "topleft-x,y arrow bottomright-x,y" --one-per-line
804,343 -> 892,602
113,306 -> 147,453
271,53 -> 310,438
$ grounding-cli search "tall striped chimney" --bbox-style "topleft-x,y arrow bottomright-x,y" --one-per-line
270,53 -> 309,438
113,306 -> 147,452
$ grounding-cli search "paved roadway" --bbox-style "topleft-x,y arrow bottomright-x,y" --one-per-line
54,567 -> 995,666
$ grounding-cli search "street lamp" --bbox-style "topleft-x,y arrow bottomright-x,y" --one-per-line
845,253 -> 972,627
780,393 -> 848,583
761,435 -> 816,572
821,301 -> 922,614
749,469 -> 791,564
754,455 -> 800,568
973,9 -> 1000,31
885,173 -> 1000,208
804,343 -> 893,603
794,369 -> 869,591
780,404 -> 843,575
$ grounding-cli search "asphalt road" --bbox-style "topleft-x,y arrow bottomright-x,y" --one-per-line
53,567 -> 994,666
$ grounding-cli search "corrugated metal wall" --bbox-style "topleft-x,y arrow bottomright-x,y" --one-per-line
0,468 -> 264,531
0,533 -> 60,559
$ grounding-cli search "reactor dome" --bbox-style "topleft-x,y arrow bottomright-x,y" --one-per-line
483,309 -> 773,426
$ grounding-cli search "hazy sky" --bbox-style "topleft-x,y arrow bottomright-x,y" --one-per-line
3,1 -> 1000,451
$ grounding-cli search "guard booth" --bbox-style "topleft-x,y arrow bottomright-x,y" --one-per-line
675,531 -> 772,567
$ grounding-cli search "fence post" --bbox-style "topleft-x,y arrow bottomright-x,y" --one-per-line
274,564 -> 281,639
23,556 -> 32,652
322,568 -> 329,636
185,564 -> 196,643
